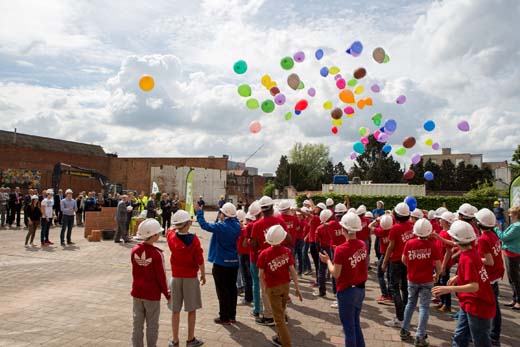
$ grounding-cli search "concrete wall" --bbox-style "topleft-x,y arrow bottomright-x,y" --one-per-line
323,183 -> 426,196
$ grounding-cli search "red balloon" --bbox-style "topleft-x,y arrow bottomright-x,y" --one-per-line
269,86 -> 280,96
403,169 -> 415,180
331,126 -> 338,134
294,99 -> 309,111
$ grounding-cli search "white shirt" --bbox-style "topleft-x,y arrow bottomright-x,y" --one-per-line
42,198 -> 54,218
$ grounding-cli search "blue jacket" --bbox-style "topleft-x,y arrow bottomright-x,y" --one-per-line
196,210 -> 240,267
496,221 -> 520,255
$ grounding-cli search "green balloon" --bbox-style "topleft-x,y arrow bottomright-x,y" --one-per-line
237,84 -> 251,97
372,113 -> 382,126
261,100 -> 275,113
280,56 -> 294,70
285,112 -> 292,121
395,147 -> 406,156
246,98 -> 259,110
233,60 -> 248,74
347,79 -> 357,87
383,54 -> 390,63
297,81 -> 305,90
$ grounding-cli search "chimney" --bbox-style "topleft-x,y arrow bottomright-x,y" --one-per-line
442,148 -> 451,155
13,128 -> 17,145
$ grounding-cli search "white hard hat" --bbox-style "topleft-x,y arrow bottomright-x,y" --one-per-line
303,199 -> 311,206
434,207 -> 448,218
475,208 -> 496,228
326,198 -> 334,207
411,209 -> 424,219
220,202 -> 237,217
320,209 -> 333,223
46,189 -> 54,194
365,211 -> 374,219
259,196 -> 274,208
394,202 -> 411,217
457,203 -> 475,218
278,200 -> 291,211
245,212 -> 257,221
348,207 -> 357,214
265,225 -> 287,245
31,195 -> 39,200
300,207 -> 310,214
380,215 -> 393,230
248,201 -> 262,216
172,210 -> 191,226
340,212 -> 362,233
236,209 -> 247,222
126,205 -> 134,212
427,210 -> 435,220
413,218 -> 433,237
440,211 -> 456,225
135,218 -> 163,240
448,220 -> 476,244
356,205 -> 367,216
65,189 -> 73,194
334,203 -> 347,214
316,202 -> 327,210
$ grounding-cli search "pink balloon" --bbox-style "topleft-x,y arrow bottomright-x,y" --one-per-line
374,130 -> 381,139
336,78 -> 346,89
344,106 -> 355,115
361,137 -> 369,145
377,132 -> 389,142
249,121 -> 261,134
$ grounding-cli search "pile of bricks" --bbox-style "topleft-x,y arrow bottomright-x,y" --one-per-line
88,230 -> 101,242
84,207 -> 117,239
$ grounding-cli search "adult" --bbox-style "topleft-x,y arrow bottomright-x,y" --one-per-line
195,201 -> 241,325
493,201 -> 506,231
496,206 -> 520,310
372,200 -> 385,218
137,191 -> 148,212
115,195 -> 131,243
25,195 -> 42,246
215,195 -> 226,222
40,190 -> 55,246
60,189 -> 76,245
23,189 -> 33,228
160,193 -> 172,233
54,189 -> 64,225
76,193 -> 84,226
146,194 -> 157,219
172,195 -> 180,214
0,187 -> 7,228
84,192 -> 97,212
9,186 -> 23,228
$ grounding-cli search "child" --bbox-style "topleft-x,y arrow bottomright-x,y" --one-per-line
131,218 -> 170,347
435,211 -> 456,313
401,219 -> 441,346
432,221 -> 496,347
326,203 -> 348,308
237,210 -> 253,305
257,225 -> 303,347
319,212 -> 368,347
315,209 -> 333,297
245,201 -> 262,317
300,207 -> 313,275
166,210 -> 205,347
370,214 -> 393,305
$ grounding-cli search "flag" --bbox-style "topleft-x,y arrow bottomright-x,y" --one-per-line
511,174 -> 520,207
152,181 -> 159,194
185,168 -> 195,217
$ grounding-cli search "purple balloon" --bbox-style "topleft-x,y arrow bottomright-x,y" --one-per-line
274,94 -> 286,105
432,142 -> 440,150
396,95 -> 407,104
293,51 -> 305,63
377,132 -> 389,143
334,74 -> 343,81
457,120 -> 470,132
307,88 -> 316,97
371,84 -> 380,93
411,154 -> 421,165
350,152 -> 358,160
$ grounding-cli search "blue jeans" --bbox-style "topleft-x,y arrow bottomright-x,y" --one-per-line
294,239 -> 304,275
439,267 -> 452,309
377,255 -> 391,297
453,309 -> 492,347
60,215 -> 74,243
302,242 -> 311,272
250,262 -> 261,314
337,287 -> 365,347
491,282 -> 501,342
40,218 -> 51,243
402,281 -> 433,337
318,246 -> 331,295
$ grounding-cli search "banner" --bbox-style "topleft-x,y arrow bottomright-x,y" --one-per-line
510,174 -> 520,207
185,169 -> 195,217
152,181 -> 159,194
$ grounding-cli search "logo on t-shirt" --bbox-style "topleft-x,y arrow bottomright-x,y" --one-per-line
492,241 -> 501,257
401,232 -> 414,243
349,248 -> 367,268
407,248 -> 432,260
268,253 -> 290,272
134,252 -> 152,267
479,265 -> 489,283
334,228 -> 342,236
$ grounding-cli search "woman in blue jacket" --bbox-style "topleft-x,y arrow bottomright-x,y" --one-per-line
497,206 -> 520,310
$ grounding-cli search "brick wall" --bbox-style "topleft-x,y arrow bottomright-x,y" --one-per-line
84,207 -> 118,237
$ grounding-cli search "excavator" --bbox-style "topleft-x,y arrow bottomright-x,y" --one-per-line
51,163 -> 122,196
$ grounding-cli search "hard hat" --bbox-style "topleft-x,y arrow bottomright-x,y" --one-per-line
440,211 -> 456,225
394,202 -> 410,217
475,208 -> 497,228
220,202 -> 237,217
248,201 -> 262,216
31,195 -> 39,200
316,202 -> 327,210
126,205 -> 134,212
339,212 -> 362,233
320,209 -> 333,223
365,211 -> 374,219
356,205 -> 367,216
434,207 -> 448,218
236,209 -> 247,222
413,218 -> 433,237
326,198 -> 334,207
172,210 -> 191,226
411,209 -> 424,219
457,203 -> 475,218
334,203 -> 347,214
448,220 -> 476,244
46,189 -> 54,194
427,210 -> 435,220
348,208 -> 356,214
300,207 -> 309,214
303,199 -> 311,206
245,212 -> 256,221
278,200 -> 291,211
259,196 -> 274,208
265,225 -> 287,245
135,218 -> 163,240
380,215 -> 393,230
494,200 -> 500,206
65,189 -> 73,194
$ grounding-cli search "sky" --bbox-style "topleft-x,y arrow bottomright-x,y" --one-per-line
0,0 -> 519,174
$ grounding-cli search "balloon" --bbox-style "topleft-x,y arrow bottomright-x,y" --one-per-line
274,94 -> 286,105
285,112 -> 292,121
334,74 -> 342,81
457,121 -> 470,132
353,142 -> 365,154
372,113 -> 382,126
287,73 -> 300,90
339,89 -> 355,104
267,81 -> 277,89
372,47 -> 386,64
139,75 -> 155,92
347,79 -> 357,87
344,106 -> 355,115
350,41 -> 363,54
280,56 -> 294,70
357,99 -> 365,109
374,130 -> 381,139
297,81 -> 305,90
331,126 -> 338,135
261,100 -> 275,113
353,67 -> 367,79
233,60 -> 247,74
403,136 -> 416,149
384,119 -> 397,132
323,101 -> 333,110
395,147 -> 407,156
269,86 -> 280,96
331,108 -> 343,120
293,51 -> 305,63
432,142 -> 440,150
361,137 -> 369,145
246,98 -> 259,110
424,171 -> 434,181
261,74 -> 272,87
423,120 -> 436,132
237,84 -> 251,97
377,132 -> 389,143
396,95 -> 407,104
332,118 -> 343,126
411,154 -> 421,165
403,169 -> 415,180
354,85 -> 364,95
329,66 -> 340,75
359,127 -> 369,137
404,196 -> 417,211
295,110 -> 301,115
294,99 -> 308,111
382,144 -> 392,153
350,152 -> 358,160
315,48 -> 324,60
383,54 -> 390,63
320,67 -> 329,77
364,97 -> 373,106
249,121 -> 261,134
425,138 -> 433,146
370,84 -> 380,93
307,87 -> 316,97
336,78 -> 346,89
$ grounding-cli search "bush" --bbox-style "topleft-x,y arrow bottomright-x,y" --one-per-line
296,193 -> 497,212
263,182 -> 276,197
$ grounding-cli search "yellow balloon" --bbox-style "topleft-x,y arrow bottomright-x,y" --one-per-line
332,118 -> 343,126
425,138 -> 433,146
323,101 -> 333,110
267,81 -> 277,89
139,75 -> 155,92
354,85 -> 364,95
261,74 -> 272,87
329,66 -> 340,75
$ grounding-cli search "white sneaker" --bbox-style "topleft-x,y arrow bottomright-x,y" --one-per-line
384,318 -> 403,328
330,301 -> 338,309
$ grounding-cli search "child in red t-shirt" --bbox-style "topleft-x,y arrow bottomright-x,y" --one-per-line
370,214 -> 393,304
315,209 -> 333,297
257,225 -> 303,347
433,211 -> 457,313
236,210 -> 254,305
432,221 -> 496,347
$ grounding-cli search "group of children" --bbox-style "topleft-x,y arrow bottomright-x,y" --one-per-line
129,196 -> 509,347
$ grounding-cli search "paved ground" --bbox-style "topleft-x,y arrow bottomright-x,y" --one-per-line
1,212 -> 519,347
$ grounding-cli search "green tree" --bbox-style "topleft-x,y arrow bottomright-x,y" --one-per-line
424,159 -> 441,190
334,162 -> 347,176
321,160 -> 335,184
289,143 -> 331,190
274,155 -> 290,190
510,145 -> 520,178
263,181 -> 275,197
440,159 -> 457,191
409,159 -> 425,185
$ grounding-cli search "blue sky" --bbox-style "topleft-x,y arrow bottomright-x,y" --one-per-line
0,0 -> 518,173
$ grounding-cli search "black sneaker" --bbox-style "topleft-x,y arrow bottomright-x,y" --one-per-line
186,337 -> 204,347
168,340 -> 179,347
271,335 -> 282,347
400,329 -> 411,340
213,317 -> 231,325
250,310 -> 260,318
414,336 -> 429,346
255,317 -> 275,326
67,241 -> 75,245
60,242 -> 65,246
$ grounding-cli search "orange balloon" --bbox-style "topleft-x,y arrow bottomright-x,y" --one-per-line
339,89 -> 355,104
357,99 -> 366,109
139,75 -> 155,92
364,97 -> 373,106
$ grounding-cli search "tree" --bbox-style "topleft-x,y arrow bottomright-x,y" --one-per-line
424,159 -> 441,191
289,143 -> 331,190
334,162 -> 347,176
321,160 -> 335,185
274,155 -> 290,190
263,181 -> 275,197
440,159 -> 457,191
510,145 -> 520,178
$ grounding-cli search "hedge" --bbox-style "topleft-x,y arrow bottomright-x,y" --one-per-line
295,193 -> 497,212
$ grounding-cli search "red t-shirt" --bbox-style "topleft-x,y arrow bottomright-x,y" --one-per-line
316,223 -> 332,248
437,230 -> 455,269
166,231 -> 204,278
356,216 -> 371,241
388,221 -> 414,262
457,248 -> 496,319
308,215 -> 320,243
333,239 -> 368,292
251,216 -> 287,264
328,220 -> 346,249
431,219 -> 442,234
478,231 -> 505,282
237,226 -> 250,255
131,242 -> 170,301
403,238 -> 440,284
256,246 -> 294,288
246,221 -> 256,262
373,226 -> 390,254
278,214 -> 301,246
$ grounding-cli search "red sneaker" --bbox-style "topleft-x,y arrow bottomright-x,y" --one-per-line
42,242 -> 48,247
47,241 -> 54,245
377,295 -> 386,304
